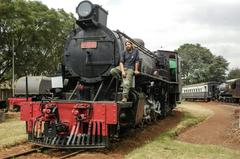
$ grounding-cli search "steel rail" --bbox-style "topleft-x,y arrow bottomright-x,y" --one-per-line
59,149 -> 87,159
2,147 -> 46,159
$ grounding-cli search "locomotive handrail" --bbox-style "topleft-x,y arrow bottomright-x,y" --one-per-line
116,30 -> 160,61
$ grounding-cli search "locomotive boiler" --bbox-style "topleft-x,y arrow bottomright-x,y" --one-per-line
19,0 -> 181,149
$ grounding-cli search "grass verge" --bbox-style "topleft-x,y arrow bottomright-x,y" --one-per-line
0,114 -> 27,148
125,102 -> 240,159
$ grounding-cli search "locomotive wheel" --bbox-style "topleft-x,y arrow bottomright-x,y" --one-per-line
160,104 -> 167,119
139,119 -> 145,130
150,110 -> 158,122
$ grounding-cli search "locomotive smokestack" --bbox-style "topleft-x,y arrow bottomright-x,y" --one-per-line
76,1 -> 108,29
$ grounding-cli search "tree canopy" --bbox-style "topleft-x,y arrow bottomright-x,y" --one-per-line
228,68 -> 240,80
0,0 -> 75,82
176,43 -> 229,85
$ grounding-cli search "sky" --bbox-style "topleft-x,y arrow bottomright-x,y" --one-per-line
37,0 -> 240,69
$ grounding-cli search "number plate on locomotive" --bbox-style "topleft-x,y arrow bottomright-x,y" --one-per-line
80,41 -> 97,48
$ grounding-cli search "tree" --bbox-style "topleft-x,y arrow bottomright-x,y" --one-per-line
228,68 -> 240,79
176,43 -> 229,85
208,56 -> 228,82
0,0 -> 75,82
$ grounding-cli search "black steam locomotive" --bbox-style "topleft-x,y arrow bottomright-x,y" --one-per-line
19,1 -> 181,148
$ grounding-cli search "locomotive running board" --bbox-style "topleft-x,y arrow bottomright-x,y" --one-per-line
139,73 -> 179,85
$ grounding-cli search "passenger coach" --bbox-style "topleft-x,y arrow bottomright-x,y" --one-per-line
182,82 -> 219,101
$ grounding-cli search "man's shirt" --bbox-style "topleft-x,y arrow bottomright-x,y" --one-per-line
120,49 -> 140,69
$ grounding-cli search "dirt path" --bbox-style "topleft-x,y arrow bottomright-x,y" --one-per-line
178,102 -> 240,150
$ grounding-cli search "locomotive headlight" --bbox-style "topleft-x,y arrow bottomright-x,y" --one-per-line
76,1 -> 93,17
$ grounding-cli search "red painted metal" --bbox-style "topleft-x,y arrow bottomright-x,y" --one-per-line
20,101 -> 118,137
20,102 -> 42,132
8,97 -> 32,110
92,121 -> 96,136
91,102 -> 118,124
80,41 -> 97,48
97,121 -> 101,137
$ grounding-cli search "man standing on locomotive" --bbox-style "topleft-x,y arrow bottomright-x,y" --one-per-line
110,40 -> 140,102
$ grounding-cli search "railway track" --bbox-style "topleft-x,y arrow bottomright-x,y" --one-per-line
2,147 -> 87,159
2,147 -> 46,159
59,149 -> 87,159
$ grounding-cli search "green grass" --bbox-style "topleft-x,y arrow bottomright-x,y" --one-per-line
125,102 -> 240,159
0,114 -> 27,148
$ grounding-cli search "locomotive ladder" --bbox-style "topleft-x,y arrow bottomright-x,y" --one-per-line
116,30 -> 160,61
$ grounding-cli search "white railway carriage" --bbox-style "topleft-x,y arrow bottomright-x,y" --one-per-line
182,82 -> 219,101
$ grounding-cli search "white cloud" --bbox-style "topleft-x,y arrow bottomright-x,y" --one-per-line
35,0 -> 240,69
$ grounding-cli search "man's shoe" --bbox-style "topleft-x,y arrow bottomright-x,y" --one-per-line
121,97 -> 127,102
